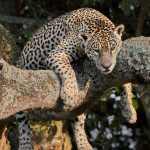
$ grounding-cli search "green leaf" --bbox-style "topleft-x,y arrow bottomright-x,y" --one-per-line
132,98 -> 139,109
40,125 -> 47,132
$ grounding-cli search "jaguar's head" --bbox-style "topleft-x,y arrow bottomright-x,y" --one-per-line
80,24 -> 124,74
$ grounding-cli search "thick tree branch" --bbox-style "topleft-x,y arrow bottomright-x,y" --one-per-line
0,36 -> 149,120
0,59 -> 60,119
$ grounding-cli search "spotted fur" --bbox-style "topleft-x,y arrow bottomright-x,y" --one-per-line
16,112 -> 33,150
15,8 -> 124,149
120,83 -> 137,123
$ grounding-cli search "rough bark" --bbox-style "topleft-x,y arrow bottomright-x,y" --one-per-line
0,36 -> 149,121
0,59 -> 61,119
0,24 -> 21,65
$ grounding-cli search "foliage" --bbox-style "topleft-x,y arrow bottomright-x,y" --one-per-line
86,91 -> 142,150
120,0 -> 140,16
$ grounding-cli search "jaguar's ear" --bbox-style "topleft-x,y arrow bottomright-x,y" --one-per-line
79,33 -> 92,42
114,24 -> 125,37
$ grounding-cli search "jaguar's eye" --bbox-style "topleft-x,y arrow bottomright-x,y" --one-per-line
111,42 -> 116,51
111,46 -> 115,51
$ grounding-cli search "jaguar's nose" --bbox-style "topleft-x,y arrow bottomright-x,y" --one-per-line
101,52 -> 112,70
101,62 -> 112,70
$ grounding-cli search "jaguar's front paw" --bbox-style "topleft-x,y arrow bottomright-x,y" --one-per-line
60,83 -> 82,111
60,89 -> 79,110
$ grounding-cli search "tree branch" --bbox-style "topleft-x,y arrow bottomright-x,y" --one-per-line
0,36 -> 149,120
0,13 -> 46,26
0,59 -> 60,119
135,0 -> 149,36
